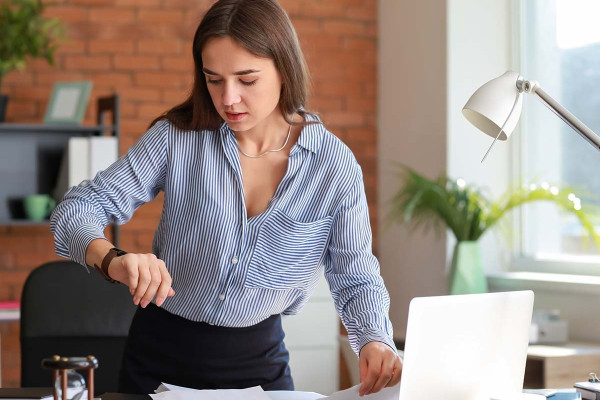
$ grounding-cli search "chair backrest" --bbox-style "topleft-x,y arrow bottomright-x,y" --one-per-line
20,261 -> 137,394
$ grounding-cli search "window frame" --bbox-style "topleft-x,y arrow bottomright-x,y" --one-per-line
509,0 -> 600,278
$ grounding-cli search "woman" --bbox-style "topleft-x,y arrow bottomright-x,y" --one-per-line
50,0 -> 401,395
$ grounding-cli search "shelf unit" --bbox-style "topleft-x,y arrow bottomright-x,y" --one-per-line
0,95 -> 121,245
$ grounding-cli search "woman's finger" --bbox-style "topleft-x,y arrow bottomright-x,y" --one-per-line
370,355 -> 395,393
140,257 -> 162,308
133,262 -> 151,306
155,261 -> 173,307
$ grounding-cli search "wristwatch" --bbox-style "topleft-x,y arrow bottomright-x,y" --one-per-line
93,247 -> 127,284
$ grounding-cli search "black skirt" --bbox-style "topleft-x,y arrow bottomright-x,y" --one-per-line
118,303 -> 294,394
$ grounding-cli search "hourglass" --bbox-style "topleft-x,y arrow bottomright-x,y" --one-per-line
41,355 -> 98,400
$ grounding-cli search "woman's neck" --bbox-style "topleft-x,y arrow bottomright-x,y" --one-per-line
235,112 -> 294,155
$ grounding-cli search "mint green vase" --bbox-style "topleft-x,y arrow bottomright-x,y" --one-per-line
449,241 -> 488,295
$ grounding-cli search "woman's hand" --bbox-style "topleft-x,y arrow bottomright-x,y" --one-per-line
358,341 -> 402,396
107,253 -> 175,308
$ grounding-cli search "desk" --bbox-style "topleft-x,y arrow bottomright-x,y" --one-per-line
524,342 -> 600,388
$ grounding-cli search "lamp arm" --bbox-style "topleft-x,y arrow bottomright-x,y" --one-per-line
521,80 -> 600,150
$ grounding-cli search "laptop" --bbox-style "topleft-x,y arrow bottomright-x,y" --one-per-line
398,291 -> 535,400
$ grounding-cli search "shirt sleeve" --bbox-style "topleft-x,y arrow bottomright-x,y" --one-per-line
324,160 -> 395,356
49,119 -> 170,267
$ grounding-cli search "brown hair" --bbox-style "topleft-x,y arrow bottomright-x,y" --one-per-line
148,0 -> 314,131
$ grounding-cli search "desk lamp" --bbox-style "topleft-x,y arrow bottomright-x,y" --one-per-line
462,70 -> 600,162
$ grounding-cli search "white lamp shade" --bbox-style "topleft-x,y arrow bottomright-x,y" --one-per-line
462,70 -> 523,141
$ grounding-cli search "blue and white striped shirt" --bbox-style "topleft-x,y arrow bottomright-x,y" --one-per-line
50,114 -> 394,354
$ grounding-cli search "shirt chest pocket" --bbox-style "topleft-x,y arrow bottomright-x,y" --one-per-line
245,209 -> 333,291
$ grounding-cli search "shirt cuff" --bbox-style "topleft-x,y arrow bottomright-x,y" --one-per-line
358,329 -> 398,355
68,224 -> 107,269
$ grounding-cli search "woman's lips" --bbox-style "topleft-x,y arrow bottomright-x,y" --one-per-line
225,112 -> 247,121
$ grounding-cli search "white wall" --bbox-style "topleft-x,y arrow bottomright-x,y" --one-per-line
378,0 -> 448,339
446,0 -> 513,273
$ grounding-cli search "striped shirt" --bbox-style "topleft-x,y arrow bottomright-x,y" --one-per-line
50,114 -> 395,354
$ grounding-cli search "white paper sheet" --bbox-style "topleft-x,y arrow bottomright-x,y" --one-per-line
150,386 -> 270,400
266,391 -> 325,400
321,384 -> 400,400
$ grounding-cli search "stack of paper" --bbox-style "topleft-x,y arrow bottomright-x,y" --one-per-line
152,382 -> 400,400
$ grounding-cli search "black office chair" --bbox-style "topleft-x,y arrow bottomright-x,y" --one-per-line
20,261 -> 137,395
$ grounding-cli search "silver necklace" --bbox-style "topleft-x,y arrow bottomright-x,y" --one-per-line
238,124 -> 292,158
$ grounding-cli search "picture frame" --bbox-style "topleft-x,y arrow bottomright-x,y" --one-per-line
43,81 -> 93,125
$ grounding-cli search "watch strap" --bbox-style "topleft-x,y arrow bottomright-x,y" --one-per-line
94,247 -> 126,284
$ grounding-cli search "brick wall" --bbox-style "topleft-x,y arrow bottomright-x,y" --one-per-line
0,0 -> 377,387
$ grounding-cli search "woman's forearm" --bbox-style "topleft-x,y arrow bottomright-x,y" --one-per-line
85,238 -> 115,267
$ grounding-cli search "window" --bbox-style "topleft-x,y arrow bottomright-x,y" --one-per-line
516,0 -> 600,272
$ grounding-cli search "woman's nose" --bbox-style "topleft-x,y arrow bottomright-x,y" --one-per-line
222,82 -> 241,106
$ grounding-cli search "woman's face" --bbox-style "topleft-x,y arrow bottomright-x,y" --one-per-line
202,36 -> 283,132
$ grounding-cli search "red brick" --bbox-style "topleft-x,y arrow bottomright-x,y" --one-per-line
64,55 -> 112,70
27,57 -> 60,72
279,0 -> 303,16
322,20 -> 367,36
134,73 -> 184,88
44,5 -> 89,22
89,8 -> 136,23
136,103 -> 170,120
115,0 -> 160,6
162,88 -> 192,103
292,19 -> 322,36
300,34 -> 343,51
89,40 -> 135,54
345,5 -> 376,21
138,9 -> 184,24
120,87 -> 162,102
6,100 -> 38,119
302,1 -> 345,18
137,40 -> 184,55
161,57 -> 194,72
91,72 -> 134,86
0,252 -> 16,269
10,87 -> 52,101
3,71 -> 35,85
0,271 -> 30,285
307,96 -> 344,112
36,71 -> 85,84
346,95 -> 376,113
114,55 -> 161,71
70,0 -> 115,5
121,118 -> 155,137
322,111 -> 366,127
121,102 -> 137,118
57,40 -> 87,54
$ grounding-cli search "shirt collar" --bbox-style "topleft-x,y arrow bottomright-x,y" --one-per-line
218,112 -> 325,154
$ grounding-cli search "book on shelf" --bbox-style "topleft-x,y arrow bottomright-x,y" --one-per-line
0,301 -> 20,321
53,136 -> 118,202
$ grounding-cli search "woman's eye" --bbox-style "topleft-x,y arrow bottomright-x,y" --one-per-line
240,80 -> 257,86
207,79 -> 222,85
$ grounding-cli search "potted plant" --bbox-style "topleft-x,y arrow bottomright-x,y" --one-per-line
389,166 -> 600,294
0,0 -> 66,122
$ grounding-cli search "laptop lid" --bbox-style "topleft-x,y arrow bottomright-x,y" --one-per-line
398,291 -> 534,400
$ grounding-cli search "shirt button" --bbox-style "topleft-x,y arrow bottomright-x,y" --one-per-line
219,293 -> 225,301
232,256 -> 238,264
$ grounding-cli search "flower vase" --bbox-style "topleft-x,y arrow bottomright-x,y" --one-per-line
449,240 -> 488,295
